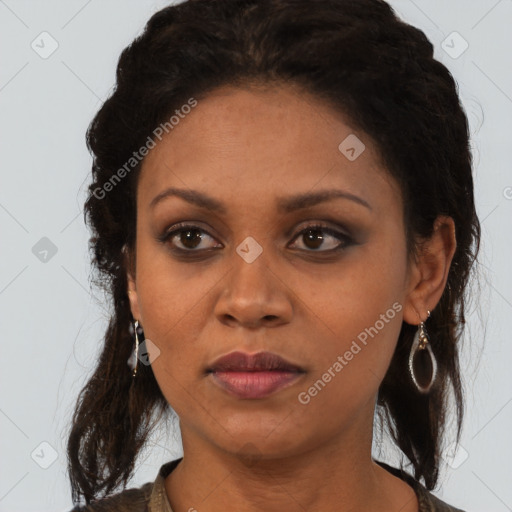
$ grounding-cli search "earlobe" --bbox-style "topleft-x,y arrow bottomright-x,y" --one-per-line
403,215 -> 457,325
127,280 -> 141,322
124,245 -> 141,321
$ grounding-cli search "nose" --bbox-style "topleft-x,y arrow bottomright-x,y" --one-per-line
214,249 -> 293,329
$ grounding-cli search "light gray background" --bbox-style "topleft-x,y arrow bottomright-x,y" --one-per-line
1,1 -> 511,511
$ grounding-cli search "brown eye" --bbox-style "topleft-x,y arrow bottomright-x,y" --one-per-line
303,228 -> 325,250
160,224 -> 221,252
290,225 -> 353,252
176,228 -> 204,249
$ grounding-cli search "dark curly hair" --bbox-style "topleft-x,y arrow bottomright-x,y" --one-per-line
66,0 -> 481,505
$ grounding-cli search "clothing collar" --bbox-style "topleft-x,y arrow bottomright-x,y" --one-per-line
148,458 -> 182,512
148,457 -> 454,512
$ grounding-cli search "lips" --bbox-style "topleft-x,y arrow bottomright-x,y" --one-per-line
207,351 -> 304,373
207,351 -> 305,399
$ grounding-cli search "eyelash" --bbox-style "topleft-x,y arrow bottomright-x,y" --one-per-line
157,222 -> 354,256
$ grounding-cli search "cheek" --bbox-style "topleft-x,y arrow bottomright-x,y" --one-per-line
133,255 -> 216,388
135,243 -> 214,333
307,241 -> 405,342
296,238 -> 406,400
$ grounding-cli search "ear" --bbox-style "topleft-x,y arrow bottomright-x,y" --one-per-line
123,244 -> 142,322
402,215 -> 457,325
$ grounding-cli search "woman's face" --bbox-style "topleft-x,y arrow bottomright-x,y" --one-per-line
127,84 -> 425,459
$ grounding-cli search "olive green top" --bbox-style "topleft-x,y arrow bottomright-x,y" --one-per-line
70,458 -> 466,512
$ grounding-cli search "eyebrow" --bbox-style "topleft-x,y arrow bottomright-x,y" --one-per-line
149,187 -> 372,213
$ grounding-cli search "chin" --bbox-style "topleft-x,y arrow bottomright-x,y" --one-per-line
209,413 -> 314,460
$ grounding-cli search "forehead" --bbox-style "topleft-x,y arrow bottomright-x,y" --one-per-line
137,84 -> 399,215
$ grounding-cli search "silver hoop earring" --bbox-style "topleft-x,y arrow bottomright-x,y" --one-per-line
127,320 -> 143,378
408,310 -> 437,394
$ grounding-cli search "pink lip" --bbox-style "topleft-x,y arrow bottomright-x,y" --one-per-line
207,351 -> 306,399
210,370 -> 303,399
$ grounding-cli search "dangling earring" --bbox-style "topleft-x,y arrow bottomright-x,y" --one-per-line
408,310 -> 437,394
127,320 -> 144,378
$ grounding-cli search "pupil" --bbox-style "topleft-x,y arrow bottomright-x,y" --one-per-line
304,229 -> 323,249
181,229 -> 202,249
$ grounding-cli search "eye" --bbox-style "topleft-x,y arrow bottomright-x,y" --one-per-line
158,222 -> 353,255
288,224 -> 353,252
159,224 -> 222,252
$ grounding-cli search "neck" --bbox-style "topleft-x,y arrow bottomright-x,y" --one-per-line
164,409 -> 418,512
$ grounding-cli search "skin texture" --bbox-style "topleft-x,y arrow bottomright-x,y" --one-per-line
127,84 -> 456,512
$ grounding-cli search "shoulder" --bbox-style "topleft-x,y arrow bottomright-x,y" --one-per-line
68,481 -> 153,512
415,486 -> 466,512
67,458 -> 182,512
375,460 -> 466,512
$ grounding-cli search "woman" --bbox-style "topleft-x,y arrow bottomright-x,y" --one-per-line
67,0 -> 480,510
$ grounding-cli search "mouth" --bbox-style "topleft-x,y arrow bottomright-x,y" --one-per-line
206,351 -> 306,399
